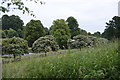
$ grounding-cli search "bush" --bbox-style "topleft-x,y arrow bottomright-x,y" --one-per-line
68,35 -> 108,49
32,35 -> 59,53
2,37 -> 29,57
67,35 -> 88,49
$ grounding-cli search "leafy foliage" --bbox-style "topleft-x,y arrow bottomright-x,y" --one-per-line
0,29 -> 6,38
67,35 -> 108,49
44,27 -> 50,35
50,19 -> 71,49
80,29 -> 88,35
93,31 -> 101,37
32,35 -> 59,53
0,0 -> 44,17
66,16 -> 80,38
4,28 -> 17,38
102,16 -> 120,40
2,37 -> 28,57
2,15 -> 24,30
1,29 -> 24,38
24,19 -> 45,47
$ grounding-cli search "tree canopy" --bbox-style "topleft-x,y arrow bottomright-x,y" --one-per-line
2,14 -> 24,30
2,37 -> 28,58
24,19 -> 45,47
66,16 -> 80,38
4,28 -> 17,38
102,16 -> 120,40
32,35 -> 59,53
93,31 -> 101,37
50,19 -> 71,49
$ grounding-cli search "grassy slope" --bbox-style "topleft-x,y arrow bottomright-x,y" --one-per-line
2,41 -> 119,79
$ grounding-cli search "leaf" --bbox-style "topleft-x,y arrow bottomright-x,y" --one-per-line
23,10 -> 25,14
25,7 -> 29,13
7,3 -> 11,7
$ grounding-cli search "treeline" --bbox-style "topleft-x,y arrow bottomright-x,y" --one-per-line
1,14 -> 120,57
1,15 -> 100,45
1,15 -> 93,47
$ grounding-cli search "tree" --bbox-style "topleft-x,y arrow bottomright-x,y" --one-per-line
32,35 -> 59,53
2,28 -> 24,38
50,19 -> 71,49
88,32 -> 92,36
68,35 -> 108,49
80,29 -> 88,35
93,31 -> 101,37
2,14 -> 24,30
0,0 -> 44,17
17,29 -> 24,38
4,28 -> 17,38
66,16 -> 80,38
1,15 -> 9,30
44,27 -> 50,35
102,27 -> 116,40
24,19 -> 45,47
102,16 -> 120,40
1,30 -> 7,38
0,29 -> 6,38
2,37 -> 28,59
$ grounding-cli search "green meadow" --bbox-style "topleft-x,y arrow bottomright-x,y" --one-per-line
2,41 -> 119,79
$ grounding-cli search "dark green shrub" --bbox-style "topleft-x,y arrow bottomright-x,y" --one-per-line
32,35 -> 59,53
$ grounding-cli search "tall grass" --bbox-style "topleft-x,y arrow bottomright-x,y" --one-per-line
2,41 -> 119,79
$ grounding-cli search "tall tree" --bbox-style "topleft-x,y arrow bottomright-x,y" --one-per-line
50,19 -> 71,49
24,19 -> 45,47
102,16 -> 120,40
66,16 -> 80,38
2,14 -> 24,30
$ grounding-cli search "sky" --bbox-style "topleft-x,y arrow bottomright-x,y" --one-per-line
1,0 -> 120,34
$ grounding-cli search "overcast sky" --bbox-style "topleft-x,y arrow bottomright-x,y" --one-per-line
2,0 -> 119,33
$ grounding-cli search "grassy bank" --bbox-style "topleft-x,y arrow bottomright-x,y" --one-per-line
2,41 -> 119,79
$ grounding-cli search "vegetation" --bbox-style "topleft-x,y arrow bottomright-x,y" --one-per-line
44,27 -> 50,35
80,29 -> 88,36
32,35 -> 59,53
102,16 -> 120,40
1,5 -> 120,79
3,28 -> 17,38
93,31 -> 101,38
67,35 -> 108,49
2,15 -> 24,38
0,0 -> 44,17
50,19 -> 71,49
1,0 -> 120,79
2,41 -> 119,79
24,19 -> 45,47
66,16 -> 80,38
2,37 -> 28,59
2,15 -> 24,30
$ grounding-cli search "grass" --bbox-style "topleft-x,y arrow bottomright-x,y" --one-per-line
2,49 -> 78,63
2,41 -> 120,79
